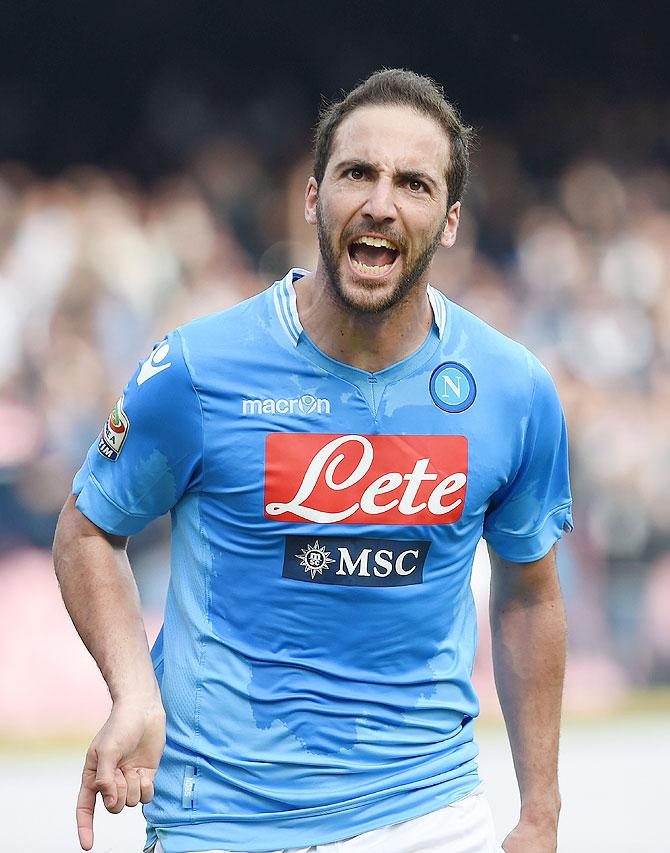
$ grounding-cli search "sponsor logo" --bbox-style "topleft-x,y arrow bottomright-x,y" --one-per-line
294,539 -> 335,578
241,394 -> 331,416
97,395 -> 130,461
137,340 -> 172,386
265,434 -> 467,525
283,535 -> 430,586
430,362 -> 476,413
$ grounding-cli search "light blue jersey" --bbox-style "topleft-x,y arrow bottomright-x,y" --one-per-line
73,269 -> 572,853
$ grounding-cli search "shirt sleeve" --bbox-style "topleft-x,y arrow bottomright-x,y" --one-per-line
482,355 -> 573,563
72,329 -> 203,536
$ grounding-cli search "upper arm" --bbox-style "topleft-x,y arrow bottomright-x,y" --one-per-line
488,544 -> 563,609
71,329 -> 204,537
53,494 -> 129,587
55,494 -> 128,550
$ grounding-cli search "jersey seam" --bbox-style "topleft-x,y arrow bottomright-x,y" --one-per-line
521,352 -> 538,461
501,351 -> 538,491
83,468 -> 157,519
174,328 -> 207,812
485,501 -> 573,539
369,377 -> 377,417
175,328 -> 206,489
147,772 -> 481,833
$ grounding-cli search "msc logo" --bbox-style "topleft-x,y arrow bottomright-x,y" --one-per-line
242,394 -> 330,416
283,535 -> 430,587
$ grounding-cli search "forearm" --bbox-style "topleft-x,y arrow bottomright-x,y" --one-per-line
53,494 -> 160,705
489,546 -> 566,827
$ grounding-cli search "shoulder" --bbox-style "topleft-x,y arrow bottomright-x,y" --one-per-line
173,286 -> 275,379
440,293 -> 550,405
177,286 -> 271,349
446,296 -> 532,365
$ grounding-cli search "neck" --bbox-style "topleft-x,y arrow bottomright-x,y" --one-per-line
295,263 -> 434,373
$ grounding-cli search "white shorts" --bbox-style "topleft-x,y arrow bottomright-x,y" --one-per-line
150,788 -> 503,853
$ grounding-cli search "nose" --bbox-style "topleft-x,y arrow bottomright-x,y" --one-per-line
360,176 -> 397,223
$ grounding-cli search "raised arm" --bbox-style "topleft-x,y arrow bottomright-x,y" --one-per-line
488,544 -> 566,853
53,494 -> 165,851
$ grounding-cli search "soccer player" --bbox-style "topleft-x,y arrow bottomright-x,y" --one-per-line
54,69 -> 572,853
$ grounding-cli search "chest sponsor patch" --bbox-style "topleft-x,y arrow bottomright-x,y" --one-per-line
97,395 -> 130,461
284,535 -> 430,586
265,434 -> 468,525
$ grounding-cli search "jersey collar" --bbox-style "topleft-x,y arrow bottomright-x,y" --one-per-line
271,268 -> 449,346
272,268 -> 307,345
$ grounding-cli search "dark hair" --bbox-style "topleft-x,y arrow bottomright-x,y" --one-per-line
313,69 -> 473,209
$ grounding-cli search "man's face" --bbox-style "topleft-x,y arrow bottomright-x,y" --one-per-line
305,104 -> 460,314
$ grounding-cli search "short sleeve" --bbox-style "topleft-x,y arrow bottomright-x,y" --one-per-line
482,356 -> 573,562
72,329 -> 203,536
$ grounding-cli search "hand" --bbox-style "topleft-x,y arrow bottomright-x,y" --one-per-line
76,699 -> 166,851
502,819 -> 558,852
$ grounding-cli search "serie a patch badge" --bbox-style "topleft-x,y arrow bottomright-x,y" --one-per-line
97,395 -> 130,461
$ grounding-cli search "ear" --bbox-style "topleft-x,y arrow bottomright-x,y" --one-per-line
439,201 -> 461,248
305,177 -> 318,225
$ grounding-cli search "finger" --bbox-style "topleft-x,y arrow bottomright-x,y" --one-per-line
123,767 -> 141,807
105,767 -> 128,814
94,750 -> 121,808
139,768 -> 155,804
76,779 -> 96,851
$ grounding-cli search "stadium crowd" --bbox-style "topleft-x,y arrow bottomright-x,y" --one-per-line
0,100 -> 669,733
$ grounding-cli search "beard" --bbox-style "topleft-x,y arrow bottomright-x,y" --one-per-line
316,200 -> 446,315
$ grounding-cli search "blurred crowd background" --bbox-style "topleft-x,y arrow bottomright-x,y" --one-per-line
0,2 -> 668,735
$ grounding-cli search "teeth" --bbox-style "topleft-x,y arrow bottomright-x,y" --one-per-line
351,258 -> 394,275
354,235 -> 397,251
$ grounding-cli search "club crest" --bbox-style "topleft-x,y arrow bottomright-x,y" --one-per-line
429,362 -> 477,413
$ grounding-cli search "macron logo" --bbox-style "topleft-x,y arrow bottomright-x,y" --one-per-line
242,395 -> 331,417
137,341 -> 172,386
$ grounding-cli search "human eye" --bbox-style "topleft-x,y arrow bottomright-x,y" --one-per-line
347,165 -> 366,181
408,178 -> 427,193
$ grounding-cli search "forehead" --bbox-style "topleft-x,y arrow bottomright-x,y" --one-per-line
329,104 -> 450,184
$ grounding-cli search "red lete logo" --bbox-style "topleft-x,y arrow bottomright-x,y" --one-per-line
264,434 -> 468,525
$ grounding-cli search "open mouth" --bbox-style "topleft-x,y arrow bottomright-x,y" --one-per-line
347,235 -> 400,277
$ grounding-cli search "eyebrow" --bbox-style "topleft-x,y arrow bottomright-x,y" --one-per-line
332,160 -> 441,192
